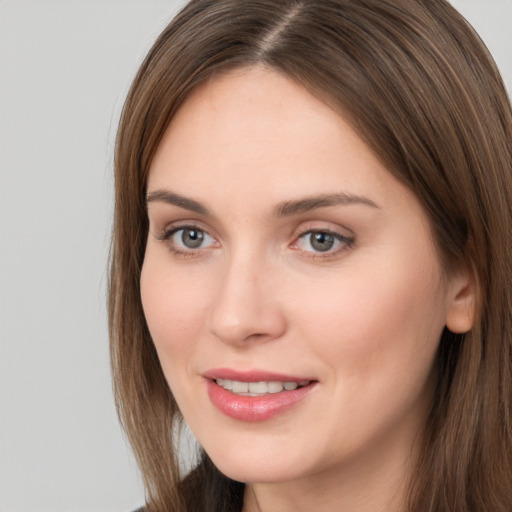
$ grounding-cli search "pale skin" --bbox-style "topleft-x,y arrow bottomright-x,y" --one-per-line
141,66 -> 475,512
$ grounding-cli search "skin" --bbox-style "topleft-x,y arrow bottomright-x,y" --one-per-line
141,67 -> 474,512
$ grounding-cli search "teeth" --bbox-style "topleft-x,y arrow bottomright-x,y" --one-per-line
232,381 -> 249,393
215,379 -> 310,396
268,381 -> 284,393
249,382 -> 268,394
216,378 -> 232,390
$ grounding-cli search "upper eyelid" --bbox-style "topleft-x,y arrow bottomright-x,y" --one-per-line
296,226 -> 351,237
154,220 -> 213,238
292,220 -> 354,239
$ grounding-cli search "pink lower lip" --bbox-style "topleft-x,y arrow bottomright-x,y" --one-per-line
206,379 -> 316,422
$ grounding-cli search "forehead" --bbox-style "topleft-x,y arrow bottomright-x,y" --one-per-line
148,66 -> 391,199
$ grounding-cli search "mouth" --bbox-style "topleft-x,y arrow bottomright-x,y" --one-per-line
215,378 -> 311,396
203,369 -> 318,422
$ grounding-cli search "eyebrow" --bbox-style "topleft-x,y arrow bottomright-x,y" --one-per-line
273,193 -> 380,217
146,189 -> 379,217
146,189 -> 212,216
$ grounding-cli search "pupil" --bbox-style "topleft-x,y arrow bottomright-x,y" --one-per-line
182,229 -> 204,248
311,232 -> 334,252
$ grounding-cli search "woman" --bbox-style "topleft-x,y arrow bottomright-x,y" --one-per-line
109,1 -> 512,511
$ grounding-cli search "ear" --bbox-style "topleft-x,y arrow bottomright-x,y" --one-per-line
445,265 -> 477,334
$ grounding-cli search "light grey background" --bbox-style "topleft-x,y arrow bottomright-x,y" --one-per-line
0,1 -> 510,511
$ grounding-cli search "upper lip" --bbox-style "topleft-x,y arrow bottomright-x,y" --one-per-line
202,368 -> 316,383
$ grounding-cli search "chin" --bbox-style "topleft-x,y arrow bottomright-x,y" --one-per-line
214,462 -> 298,484
205,446 -> 311,484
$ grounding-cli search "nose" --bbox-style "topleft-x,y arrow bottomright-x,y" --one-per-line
207,251 -> 287,346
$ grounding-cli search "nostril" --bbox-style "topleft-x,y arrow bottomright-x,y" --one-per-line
245,332 -> 268,341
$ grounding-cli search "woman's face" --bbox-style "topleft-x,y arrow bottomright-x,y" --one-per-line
141,67 -> 470,486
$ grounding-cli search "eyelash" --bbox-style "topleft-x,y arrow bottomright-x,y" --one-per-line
155,223 -> 354,259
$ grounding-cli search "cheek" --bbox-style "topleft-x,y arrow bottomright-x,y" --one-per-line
140,254 -> 212,374
284,261 -> 446,456
292,256 -> 446,386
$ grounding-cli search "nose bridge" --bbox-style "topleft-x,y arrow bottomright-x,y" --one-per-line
208,244 -> 286,345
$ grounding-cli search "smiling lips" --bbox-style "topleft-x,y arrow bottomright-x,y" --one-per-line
204,370 -> 317,422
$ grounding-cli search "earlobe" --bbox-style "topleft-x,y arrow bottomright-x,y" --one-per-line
445,267 -> 477,334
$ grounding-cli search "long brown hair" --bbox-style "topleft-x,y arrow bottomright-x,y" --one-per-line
109,1 -> 512,510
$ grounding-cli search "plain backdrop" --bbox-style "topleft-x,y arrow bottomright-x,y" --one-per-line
0,1 -> 510,511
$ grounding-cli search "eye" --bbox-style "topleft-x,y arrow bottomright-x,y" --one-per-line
294,230 -> 353,255
156,224 -> 218,254
173,227 -> 212,249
